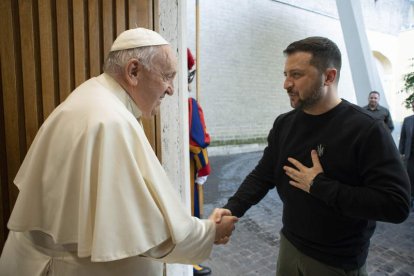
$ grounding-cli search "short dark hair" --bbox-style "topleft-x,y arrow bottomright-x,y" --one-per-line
369,90 -> 380,97
283,36 -> 342,82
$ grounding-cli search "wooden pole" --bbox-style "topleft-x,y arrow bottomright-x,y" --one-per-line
195,0 -> 200,102
195,0 -> 204,218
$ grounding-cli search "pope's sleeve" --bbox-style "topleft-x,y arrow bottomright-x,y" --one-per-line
142,217 -> 215,264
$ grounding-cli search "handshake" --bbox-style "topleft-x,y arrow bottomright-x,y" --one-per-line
208,208 -> 239,245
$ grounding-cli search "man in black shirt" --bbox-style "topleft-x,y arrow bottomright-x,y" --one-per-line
224,37 -> 410,276
363,90 -> 394,132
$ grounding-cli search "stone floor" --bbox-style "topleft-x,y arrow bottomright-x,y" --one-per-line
201,151 -> 414,276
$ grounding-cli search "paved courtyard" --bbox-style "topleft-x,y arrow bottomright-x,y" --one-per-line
202,151 -> 414,276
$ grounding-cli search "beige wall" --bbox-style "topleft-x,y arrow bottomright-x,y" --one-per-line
187,0 -> 412,146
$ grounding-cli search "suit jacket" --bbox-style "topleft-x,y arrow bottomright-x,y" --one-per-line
399,114 -> 414,159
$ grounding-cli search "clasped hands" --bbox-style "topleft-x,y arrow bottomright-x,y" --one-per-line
208,208 -> 238,245
283,150 -> 324,193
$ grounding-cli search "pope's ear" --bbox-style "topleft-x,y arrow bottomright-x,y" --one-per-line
124,59 -> 141,85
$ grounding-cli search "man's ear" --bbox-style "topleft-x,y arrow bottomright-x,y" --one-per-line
124,59 -> 141,86
324,68 -> 337,86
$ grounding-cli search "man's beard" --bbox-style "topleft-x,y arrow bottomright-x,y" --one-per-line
296,78 -> 324,110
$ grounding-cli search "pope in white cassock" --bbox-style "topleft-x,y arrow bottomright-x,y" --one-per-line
0,28 -> 238,276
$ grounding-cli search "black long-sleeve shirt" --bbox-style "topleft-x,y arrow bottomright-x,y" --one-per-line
225,100 -> 410,270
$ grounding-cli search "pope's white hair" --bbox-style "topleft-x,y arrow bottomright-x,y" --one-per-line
103,45 -> 162,76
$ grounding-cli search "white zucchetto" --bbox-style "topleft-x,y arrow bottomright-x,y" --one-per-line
110,28 -> 169,52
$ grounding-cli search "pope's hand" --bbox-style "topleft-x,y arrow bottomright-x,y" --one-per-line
208,208 -> 238,245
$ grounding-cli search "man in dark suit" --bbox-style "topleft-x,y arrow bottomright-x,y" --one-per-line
399,102 -> 414,208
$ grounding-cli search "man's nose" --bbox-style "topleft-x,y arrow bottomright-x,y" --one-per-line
284,78 -> 293,90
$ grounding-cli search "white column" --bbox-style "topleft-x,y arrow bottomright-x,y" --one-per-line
336,0 -> 387,107
158,0 -> 192,275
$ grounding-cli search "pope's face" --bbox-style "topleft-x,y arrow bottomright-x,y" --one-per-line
137,45 -> 177,117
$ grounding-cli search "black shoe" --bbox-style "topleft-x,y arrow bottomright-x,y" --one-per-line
193,264 -> 212,275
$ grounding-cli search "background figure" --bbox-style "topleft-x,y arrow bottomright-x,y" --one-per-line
188,48 -> 212,276
0,28 -> 238,276
363,90 -> 394,132
399,101 -> 414,208
224,36 -> 410,276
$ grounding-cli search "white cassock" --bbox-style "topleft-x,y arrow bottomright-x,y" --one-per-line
0,73 -> 215,276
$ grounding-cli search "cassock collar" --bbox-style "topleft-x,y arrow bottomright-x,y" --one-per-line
96,73 -> 143,120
